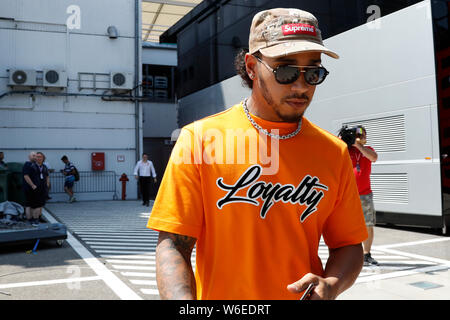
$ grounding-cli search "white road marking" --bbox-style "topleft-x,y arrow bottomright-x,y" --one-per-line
130,279 -> 157,286
141,288 -> 159,295
319,237 -> 450,282
106,259 -> 156,265
112,265 -> 156,271
0,276 -> 101,289
101,254 -> 156,260
121,272 -> 156,278
74,231 -> 154,235
77,236 -> 158,240
86,241 -> 157,245
90,245 -> 155,250
376,237 -> 450,249
374,247 -> 450,265
355,265 -> 450,284
96,250 -> 157,254
42,209 -> 142,300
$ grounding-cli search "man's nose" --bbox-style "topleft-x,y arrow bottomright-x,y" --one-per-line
290,73 -> 311,92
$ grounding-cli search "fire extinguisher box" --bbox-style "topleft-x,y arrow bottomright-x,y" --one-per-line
91,152 -> 105,171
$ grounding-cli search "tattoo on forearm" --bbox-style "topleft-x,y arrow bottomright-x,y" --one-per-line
156,232 -> 197,300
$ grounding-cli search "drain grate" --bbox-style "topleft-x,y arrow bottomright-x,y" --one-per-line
409,281 -> 443,290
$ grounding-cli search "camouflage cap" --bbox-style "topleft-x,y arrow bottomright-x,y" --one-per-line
249,8 -> 339,59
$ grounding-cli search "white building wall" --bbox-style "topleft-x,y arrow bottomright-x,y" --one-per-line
0,0 -> 141,201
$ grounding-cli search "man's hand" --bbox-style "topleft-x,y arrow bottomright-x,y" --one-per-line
287,244 -> 364,300
353,137 -> 364,148
352,139 -> 378,162
287,273 -> 337,300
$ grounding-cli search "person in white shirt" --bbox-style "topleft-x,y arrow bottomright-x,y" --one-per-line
134,153 -> 157,206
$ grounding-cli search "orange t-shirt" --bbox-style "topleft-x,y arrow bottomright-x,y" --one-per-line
147,102 -> 368,300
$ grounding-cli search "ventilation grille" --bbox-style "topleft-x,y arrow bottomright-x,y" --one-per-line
12,70 -> 27,84
344,115 -> 406,153
371,173 -> 408,204
112,73 -> 126,86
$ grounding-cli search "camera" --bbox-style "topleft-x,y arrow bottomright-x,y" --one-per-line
338,125 -> 364,148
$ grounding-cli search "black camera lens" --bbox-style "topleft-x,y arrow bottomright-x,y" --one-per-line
338,126 -> 357,148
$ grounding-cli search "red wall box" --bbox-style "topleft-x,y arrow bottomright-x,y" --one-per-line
91,152 -> 105,171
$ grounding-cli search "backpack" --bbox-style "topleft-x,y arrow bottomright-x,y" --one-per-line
73,166 -> 80,181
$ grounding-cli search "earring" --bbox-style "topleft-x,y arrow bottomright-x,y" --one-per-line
249,73 -> 254,79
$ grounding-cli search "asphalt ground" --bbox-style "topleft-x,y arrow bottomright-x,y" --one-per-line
0,235 -> 119,300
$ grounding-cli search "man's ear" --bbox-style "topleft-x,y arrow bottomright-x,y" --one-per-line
245,53 -> 257,80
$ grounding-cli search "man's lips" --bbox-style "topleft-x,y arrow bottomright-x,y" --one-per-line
285,99 -> 308,108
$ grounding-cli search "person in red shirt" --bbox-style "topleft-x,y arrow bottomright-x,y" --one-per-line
347,126 -> 379,265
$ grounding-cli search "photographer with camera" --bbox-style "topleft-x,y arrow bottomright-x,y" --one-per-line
339,125 -> 378,266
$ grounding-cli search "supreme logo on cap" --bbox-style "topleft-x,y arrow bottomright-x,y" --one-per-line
282,23 -> 316,36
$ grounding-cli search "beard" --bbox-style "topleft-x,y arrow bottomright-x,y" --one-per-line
258,76 -> 308,123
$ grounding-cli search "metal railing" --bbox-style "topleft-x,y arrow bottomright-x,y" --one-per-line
49,171 -> 118,199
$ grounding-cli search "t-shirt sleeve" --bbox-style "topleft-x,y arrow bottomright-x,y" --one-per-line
146,127 -> 204,239
322,148 -> 368,249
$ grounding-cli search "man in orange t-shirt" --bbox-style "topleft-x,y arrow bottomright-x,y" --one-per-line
147,8 -> 368,300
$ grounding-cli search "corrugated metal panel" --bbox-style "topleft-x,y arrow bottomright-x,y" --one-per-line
344,114 -> 406,153
371,173 -> 408,204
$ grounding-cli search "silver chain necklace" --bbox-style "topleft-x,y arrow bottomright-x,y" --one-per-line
242,98 -> 302,140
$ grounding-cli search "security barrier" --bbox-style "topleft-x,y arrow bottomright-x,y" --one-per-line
49,171 -> 118,199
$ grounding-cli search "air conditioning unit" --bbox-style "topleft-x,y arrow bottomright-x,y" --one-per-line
143,75 -> 153,88
143,89 -> 154,99
110,72 -> 133,91
154,89 -> 168,99
154,76 -> 168,89
43,69 -> 67,89
8,69 -> 37,88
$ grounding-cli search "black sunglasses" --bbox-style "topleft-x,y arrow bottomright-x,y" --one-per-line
254,56 -> 329,85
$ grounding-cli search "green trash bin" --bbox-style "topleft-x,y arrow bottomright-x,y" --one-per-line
6,162 -> 26,206
0,170 -> 8,203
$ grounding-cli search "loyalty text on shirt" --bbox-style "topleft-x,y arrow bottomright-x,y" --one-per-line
216,164 -> 328,222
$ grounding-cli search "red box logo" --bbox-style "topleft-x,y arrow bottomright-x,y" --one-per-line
282,23 -> 316,36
